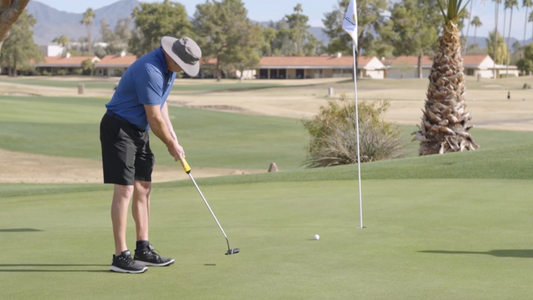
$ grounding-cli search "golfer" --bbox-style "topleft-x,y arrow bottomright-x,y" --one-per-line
100,36 -> 202,274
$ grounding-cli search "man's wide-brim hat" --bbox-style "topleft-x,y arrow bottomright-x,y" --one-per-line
161,36 -> 202,77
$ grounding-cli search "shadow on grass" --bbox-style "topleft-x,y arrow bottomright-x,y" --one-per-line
0,264 -> 110,273
0,228 -> 43,232
420,249 -> 533,258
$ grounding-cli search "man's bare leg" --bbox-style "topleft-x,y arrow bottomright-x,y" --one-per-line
111,184 -> 134,256
132,180 -> 152,242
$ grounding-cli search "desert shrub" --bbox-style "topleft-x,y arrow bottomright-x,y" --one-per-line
302,95 -> 404,168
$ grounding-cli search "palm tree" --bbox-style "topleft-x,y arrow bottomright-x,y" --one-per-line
505,0 -> 519,76
413,0 -> 479,155
530,11 -> 533,40
0,0 -> 30,53
52,34 -> 70,55
464,0 -> 475,53
502,1 -> 508,43
460,9 -> 470,50
471,16 -> 483,47
493,0 -> 502,79
80,8 -> 95,54
524,0 -> 533,47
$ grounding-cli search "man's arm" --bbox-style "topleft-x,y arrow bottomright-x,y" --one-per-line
145,104 -> 184,161
160,101 -> 177,141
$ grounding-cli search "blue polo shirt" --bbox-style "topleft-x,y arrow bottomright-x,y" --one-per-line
105,47 -> 176,130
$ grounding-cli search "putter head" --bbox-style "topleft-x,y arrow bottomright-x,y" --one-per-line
226,248 -> 240,255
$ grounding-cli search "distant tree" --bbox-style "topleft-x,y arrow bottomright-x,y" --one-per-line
129,0 -> 193,57
0,0 -> 30,54
100,18 -> 114,43
322,0 -> 387,55
52,34 -> 70,55
380,0 -> 441,78
486,30 -> 508,64
530,11 -> 533,41
492,0 -> 502,79
102,17 -> 133,55
459,9 -> 470,49
259,26 -> 277,56
0,9 -> 43,76
523,0 -> 533,47
516,43 -> 533,74
284,4 -> 319,56
470,16 -> 483,51
115,17 -> 132,42
81,58 -> 96,76
267,20 -> 295,56
193,0 -> 258,81
464,0 -> 475,53
513,40 -> 523,53
504,0 -> 519,75
80,8 -> 95,55
226,22 -> 262,81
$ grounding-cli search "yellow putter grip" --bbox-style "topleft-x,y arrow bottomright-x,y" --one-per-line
180,158 -> 191,174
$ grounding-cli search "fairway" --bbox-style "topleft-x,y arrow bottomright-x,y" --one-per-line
1,77 -> 533,299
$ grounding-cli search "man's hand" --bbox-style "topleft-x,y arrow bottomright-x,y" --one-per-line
167,140 -> 185,162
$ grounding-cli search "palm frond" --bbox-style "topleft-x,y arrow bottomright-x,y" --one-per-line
436,0 -> 472,22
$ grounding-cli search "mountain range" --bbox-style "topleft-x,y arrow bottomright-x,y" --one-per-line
27,0 -> 330,46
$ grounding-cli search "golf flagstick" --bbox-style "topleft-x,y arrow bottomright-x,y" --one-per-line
342,0 -> 364,229
180,158 -> 239,255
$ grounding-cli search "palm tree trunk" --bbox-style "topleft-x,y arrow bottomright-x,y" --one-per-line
216,60 -> 221,82
418,53 -> 423,79
524,6 -> 530,48
493,1 -> 500,79
87,26 -> 92,54
414,21 -> 478,155
506,8 -> 513,76
474,26 -> 478,46
502,9 -> 507,42
13,56 -> 17,77
0,0 -> 30,49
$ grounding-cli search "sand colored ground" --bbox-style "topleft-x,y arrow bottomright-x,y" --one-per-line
1,76 -> 533,183
0,148 -> 264,184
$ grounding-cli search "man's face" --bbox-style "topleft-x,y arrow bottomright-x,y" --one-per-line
168,58 -> 183,73
163,50 -> 183,73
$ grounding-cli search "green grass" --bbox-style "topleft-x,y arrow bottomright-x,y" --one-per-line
0,77 -> 286,93
2,95 -> 533,171
171,82 -> 285,93
2,93 -> 533,299
0,78 -> 117,89
0,95 -> 307,170
1,178 -> 532,299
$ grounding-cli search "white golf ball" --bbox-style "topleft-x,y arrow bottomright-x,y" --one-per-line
314,234 -> 320,240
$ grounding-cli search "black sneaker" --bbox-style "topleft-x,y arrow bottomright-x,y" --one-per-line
110,250 -> 148,274
134,244 -> 175,267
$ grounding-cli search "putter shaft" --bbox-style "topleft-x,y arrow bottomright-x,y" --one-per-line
181,159 -> 239,255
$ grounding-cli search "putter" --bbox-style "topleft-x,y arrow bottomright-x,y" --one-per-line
180,158 -> 240,256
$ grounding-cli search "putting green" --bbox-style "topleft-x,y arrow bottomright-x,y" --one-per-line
1,179 -> 532,299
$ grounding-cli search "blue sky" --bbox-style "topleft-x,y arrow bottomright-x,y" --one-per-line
34,0 -> 531,41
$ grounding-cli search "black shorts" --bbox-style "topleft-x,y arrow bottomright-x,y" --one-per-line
100,112 -> 154,185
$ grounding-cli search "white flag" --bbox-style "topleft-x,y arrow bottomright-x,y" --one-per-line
342,0 -> 358,47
